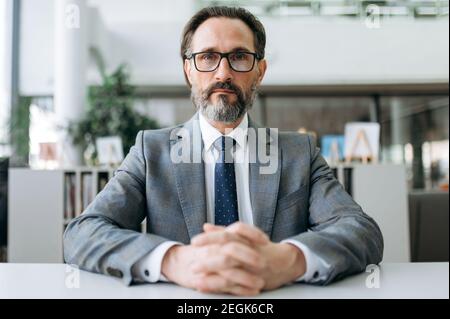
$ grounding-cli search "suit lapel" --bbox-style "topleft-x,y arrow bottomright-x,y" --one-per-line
170,114 -> 281,240
248,117 -> 281,239
170,113 -> 207,240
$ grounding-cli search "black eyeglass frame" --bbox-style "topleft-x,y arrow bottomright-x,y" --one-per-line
185,51 -> 262,73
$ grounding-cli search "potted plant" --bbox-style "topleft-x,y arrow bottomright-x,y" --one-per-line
69,58 -> 159,166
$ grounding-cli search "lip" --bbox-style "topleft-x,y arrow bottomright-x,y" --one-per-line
212,89 -> 236,94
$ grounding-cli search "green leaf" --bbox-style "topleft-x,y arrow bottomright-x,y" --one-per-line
68,62 -> 159,162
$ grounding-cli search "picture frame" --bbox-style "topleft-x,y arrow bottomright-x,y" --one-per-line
344,122 -> 380,164
95,136 -> 124,167
321,135 -> 345,164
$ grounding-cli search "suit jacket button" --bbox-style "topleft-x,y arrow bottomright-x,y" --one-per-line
107,267 -> 123,278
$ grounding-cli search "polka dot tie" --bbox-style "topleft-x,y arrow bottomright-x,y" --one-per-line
213,136 -> 239,226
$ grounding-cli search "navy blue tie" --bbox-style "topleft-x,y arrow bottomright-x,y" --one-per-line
214,136 -> 239,226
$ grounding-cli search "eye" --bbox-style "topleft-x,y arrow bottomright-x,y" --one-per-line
199,53 -> 217,61
231,52 -> 249,61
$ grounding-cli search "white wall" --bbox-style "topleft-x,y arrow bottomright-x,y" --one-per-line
263,18 -> 449,85
20,0 -> 110,95
19,0 -> 449,95
88,0 -> 196,25
108,17 -> 449,86
19,0 -> 54,96
106,21 -> 186,85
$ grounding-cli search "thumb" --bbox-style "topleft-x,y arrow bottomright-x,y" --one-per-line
203,223 -> 225,232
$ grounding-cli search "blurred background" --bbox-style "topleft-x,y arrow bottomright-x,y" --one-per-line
0,0 -> 448,265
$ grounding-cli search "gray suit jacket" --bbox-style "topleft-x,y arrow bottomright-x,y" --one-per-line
63,113 -> 383,286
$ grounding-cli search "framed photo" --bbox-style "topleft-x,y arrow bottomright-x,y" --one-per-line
39,142 -> 57,161
321,135 -> 345,164
344,122 -> 380,163
96,136 -> 124,166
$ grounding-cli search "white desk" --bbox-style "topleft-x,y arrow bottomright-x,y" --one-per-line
0,263 -> 448,299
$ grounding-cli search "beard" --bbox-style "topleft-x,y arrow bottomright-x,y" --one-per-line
191,80 -> 258,124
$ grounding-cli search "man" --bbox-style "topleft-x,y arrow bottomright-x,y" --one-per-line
64,6 -> 383,296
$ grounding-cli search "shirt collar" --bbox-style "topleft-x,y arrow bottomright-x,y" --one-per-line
198,112 -> 248,152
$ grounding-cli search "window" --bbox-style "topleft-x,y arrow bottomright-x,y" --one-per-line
263,96 -> 374,134
380,96 -> 449,190
0,0 -> 11,157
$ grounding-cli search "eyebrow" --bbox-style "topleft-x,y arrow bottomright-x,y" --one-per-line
197,46 -> 253,53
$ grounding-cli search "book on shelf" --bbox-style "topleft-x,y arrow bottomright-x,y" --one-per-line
64,173 -> 76,221
81,172 -> 93,211
63,169 -> 114,225
98,172 -> 109,192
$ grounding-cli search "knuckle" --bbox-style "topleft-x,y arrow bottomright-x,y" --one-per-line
224,242 -> 238,254
223,277 -> 232,288
193,276 -> 206,290
204,246 -> 215,256
223,231 -> 232,242
195,233 -> 206,241
256,277 -> 265,289
235,222 -> 246,232
248,255 -> 259,266
221,253 -> 233,266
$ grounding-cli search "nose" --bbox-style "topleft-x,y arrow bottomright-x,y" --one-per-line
214,56 -> 234,83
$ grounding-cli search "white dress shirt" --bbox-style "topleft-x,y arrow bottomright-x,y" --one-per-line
132,112 -> 329,283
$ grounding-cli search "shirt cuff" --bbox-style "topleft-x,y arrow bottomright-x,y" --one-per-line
131,241 -> 182,283
281,239 -> 330,283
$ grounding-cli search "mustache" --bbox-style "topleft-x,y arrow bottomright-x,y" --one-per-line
204,82 -> 243,99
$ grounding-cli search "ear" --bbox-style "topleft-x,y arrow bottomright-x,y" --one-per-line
184,59 -> 193,87
255,59 -> 267,86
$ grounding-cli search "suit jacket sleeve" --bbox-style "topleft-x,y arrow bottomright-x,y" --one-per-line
63,131 -> 171,285
287,134 -> 384,285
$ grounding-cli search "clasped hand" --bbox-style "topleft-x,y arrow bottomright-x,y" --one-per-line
161,222 -> 306,296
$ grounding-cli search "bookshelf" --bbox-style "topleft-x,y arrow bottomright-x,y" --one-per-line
8,164 -> 410,263
8,168 -> 115,263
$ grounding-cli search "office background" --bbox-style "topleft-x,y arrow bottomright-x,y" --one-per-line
0,0 -> 448,264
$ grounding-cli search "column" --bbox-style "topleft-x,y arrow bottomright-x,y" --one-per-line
54,0 -> 88,167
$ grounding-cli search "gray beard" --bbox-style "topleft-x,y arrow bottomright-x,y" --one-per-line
191,84 -> 257,124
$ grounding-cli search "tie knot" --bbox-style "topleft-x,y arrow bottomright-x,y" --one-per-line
213,136 -> 236,163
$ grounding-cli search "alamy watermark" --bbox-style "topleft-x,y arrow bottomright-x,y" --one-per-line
365,4 -> 381,29
63,3 -> 81,29
65,264 -> 80,289
365,264 -> 380,288
169,122 -> 279,175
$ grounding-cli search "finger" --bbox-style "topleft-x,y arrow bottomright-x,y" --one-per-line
194,274 -> 261,296
222,242 -> 266,269
205,222 -> 269,244
218,268 -> 265,291
226,222 -> 270,245
203,223 -> 225,232
191,230 -> 252,247
192,242 -> 265,273
225,284 -> 262,296
195,223 -> 269,246
193,273 -> 227,293
191,252 -> 241,274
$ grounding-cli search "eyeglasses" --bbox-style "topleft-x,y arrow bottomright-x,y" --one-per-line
186,51 -> 260,72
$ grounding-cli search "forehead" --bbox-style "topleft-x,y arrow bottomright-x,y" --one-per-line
191,17 -> 255,52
